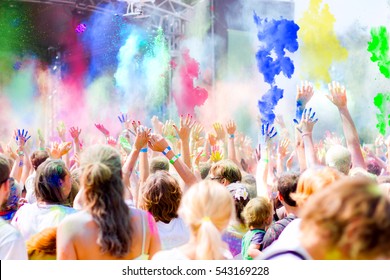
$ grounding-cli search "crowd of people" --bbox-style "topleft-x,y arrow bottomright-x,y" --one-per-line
1,81 -> 390,260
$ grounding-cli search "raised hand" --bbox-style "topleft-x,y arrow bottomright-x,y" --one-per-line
207,132 -> 217,147
191,122 -> 204,142
56,121 -> 66,142
134,126 -> 151,151
296,81 -> 314,108
294,108 -> 318,134
14,129 -> 31,148
6,144 -> 17,160
226,120 -> 237,136
119,135 -> 132,153
326,81 -> 347,109
37,129 -> 45,143
148,133 -> 170,152
118,113 -> 132,130
278,138 -> 290,159
173,114 -> 194,142
213,122 -> 226,141
260,123 -> 277,145
162,120 -> 177,142
95,123 -> 110,137
210,146 -> 223,162
69,126 -> 81,140
151,115 -> 164,135
106,136 -> 117,148
59,142 -> 72,156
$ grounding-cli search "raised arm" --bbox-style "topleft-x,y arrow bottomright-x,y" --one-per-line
256,124 -> 277,198
294,108 -> 319,168
326,81 -> 366,169
173,114 -> 194,169
10,129 -> 31,182
226,120 -> 240,165
69,126 -> 82,155
148,134 -> 198,189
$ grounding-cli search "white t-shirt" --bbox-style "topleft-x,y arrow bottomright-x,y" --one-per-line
157,218 -> 190,250
24,172 -> 37,204
260,218 -> 312,260
11,203 -> 77,241
0,217 -> 28,260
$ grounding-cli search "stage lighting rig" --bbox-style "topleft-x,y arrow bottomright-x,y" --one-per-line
118,0 -> 155,19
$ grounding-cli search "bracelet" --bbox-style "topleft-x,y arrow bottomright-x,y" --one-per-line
301,132 -> 312,138
229,134 -> 234,139
140,148 -> 148,153
169,154 -> 180,165
17,151 -> 24,156
262,159 -> 269,163
162,146 -> 172,155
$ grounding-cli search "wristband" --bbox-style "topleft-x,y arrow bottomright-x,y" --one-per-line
17,151 -> 24,156
162,146 -> 172,155
169,154 -> 180,165
301,132 -> 312,138
229,134 -> 234,139
140,148 -> 148,153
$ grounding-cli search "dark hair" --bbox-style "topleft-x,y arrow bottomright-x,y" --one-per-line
30,150 -> 50,170
140,171 -> 182,223
35,159 -> 69,204
199,162 -> 211,180
366,158 -> 381,176
149,156 -> 169,174
277,172 -> 300,207
0,154 -> 11,184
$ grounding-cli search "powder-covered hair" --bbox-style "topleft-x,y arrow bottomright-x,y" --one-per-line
35,159 -> 69,204
81,145 -> 132,258
325,145 -> 351,175
209,159 -> 242,184
140,171 -> 182,223
301,177 -> 390,259
179,180 -> 234,259
291,167 -> 343,207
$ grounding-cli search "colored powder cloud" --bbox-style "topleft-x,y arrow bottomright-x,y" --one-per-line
173,49 -> 208,116
373,93 -> 390,135
298,0 -> 348,83
253,12 -> 299,125
143,28 -> 171,115
368,26 -> 390,79
253,13 -> 299,85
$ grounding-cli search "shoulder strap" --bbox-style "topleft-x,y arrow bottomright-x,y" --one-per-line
265,250 -> 307,260
141,211 -> 146,255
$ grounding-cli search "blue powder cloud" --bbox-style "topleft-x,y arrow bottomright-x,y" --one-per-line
254,12 -> 299,125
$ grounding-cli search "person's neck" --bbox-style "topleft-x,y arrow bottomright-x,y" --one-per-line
283,204 -> 300,217
249,226 -> 265,231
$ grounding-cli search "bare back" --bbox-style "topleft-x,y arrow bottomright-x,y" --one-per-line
57,208 -> 161,260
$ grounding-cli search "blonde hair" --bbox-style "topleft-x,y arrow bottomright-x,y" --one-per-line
291,167 -> 343,207
301,177 -> 390,259
179,180 -> 234,259
242,196 -> 272,228
26,227 -> 57,260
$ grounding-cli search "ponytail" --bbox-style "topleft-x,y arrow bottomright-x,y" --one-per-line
195,219 -> 226,260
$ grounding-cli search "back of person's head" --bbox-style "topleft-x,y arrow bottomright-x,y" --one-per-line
227,183 -> 250,225
149,156 -> 169,174
80,144 -> 132,258
241,174 -> 257,199
366,157 -> 382,176
180,180 -> 234,259
209,159 -> 242,185
277,172 -> 300,207
35,159 -> 70,204
349,167 -> 377,183
325,145 -> 351,175
300,177 -> 390,260
30,150 -> 50,171
292,167 -> 343,207
26,227 -> 57,260
242,196 -> 273,229
140,171 -> 182,223
0,154 -> 11,185
199,162 -> 211,180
